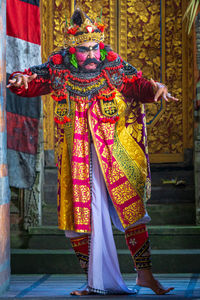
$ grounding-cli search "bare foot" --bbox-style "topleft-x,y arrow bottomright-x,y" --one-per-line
70,289 -> 90,296
136,270 -> 174,295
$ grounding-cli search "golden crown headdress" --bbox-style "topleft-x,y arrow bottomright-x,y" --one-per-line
64,8 -> 106,47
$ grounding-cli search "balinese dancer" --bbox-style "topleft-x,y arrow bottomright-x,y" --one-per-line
7,8 -> 178,296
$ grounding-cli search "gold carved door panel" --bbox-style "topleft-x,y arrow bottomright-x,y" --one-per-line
118,0 -> 194,163
41,0 -> 194,163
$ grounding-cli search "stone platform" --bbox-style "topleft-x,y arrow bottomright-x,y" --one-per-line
10,226 -> 200,274
0,274 -> 200,299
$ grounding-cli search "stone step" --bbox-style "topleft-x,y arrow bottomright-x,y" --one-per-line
150,168 -> 194,186
43,165 -> 195,226
44,168 -> 57,185
44,164 -> 194,185
41,203 -> 195,227
11,226 -> 200,250
148,186 -> 194,204
11,248 -> 200,274
44,168 -> 195,205
43,185 -> 57,205
42,204 -> 58,226
43,185 -> 195,206
146,203 -> 195,225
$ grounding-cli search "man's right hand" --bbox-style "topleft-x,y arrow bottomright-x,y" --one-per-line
7,73 -> 37,89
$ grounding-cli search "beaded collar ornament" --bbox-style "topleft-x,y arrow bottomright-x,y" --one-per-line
64,7 -> 106,47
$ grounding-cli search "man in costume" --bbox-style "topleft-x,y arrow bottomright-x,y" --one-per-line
7,8 -> 178,296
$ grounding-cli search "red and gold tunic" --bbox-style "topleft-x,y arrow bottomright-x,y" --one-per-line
9,50 -> 155,233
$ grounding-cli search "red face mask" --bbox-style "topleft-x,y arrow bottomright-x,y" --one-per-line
75,43 -> 100,70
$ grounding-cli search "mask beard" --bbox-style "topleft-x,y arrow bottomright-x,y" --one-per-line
82,58 -> 101,67
78,59 -> 103,73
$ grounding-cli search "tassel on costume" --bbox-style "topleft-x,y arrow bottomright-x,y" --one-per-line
125,224 -> 152,270
70,235 -> 89,275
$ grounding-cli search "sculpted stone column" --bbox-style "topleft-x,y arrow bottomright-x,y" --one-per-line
0,0 -> 11,294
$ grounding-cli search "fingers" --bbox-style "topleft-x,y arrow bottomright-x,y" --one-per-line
16,76 -> 22,86
6,78 -> 16,88
8,78 -> 17,85
166,93 -> 179,102
27,73 -> 37,82
22,76 -> 29,89
23,73 -> 37,89
6,76 -> 22,88
152,80 -> 179,102
6,73 -> 37,89
155,90 -> 179,102
21,73 -> 37,89
151,80 -> 168,102
150,78 -> 157,90
154,87 -> 167,102
163,95 -> 169,102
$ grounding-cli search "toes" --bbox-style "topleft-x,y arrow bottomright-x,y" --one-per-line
70,290 -> 77,295
70,290 -> 81,295
70,290 -> 89,296
156,287 -> 174,295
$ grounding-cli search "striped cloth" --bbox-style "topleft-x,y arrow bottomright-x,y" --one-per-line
0,0 -> 10,294
6,0 -> 41,188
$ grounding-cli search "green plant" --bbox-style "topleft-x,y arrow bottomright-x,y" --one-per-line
183,0 -> 200,34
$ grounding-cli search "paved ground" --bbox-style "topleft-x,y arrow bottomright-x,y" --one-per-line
0,274 -> 200,299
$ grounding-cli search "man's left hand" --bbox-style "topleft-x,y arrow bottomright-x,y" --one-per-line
150,78 -> 179,102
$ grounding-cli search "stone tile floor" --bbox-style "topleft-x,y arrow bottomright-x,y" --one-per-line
0,274 -> 200,299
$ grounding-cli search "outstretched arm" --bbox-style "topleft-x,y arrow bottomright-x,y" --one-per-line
7,63 -> 51,97
121,74 -> 178,104
150,78 -> 178,102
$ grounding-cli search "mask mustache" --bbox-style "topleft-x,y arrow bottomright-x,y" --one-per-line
82,58 -> 100,66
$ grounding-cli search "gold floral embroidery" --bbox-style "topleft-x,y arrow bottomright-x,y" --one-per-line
89,100 -> 145,229
115,98 -> 147,180
97,122 -> 116,141
74,207 -> 90,225
108,161 -> 125,185
72,162 -> 89,180
113,133 -> 145,199
95,139 -> 103,150
71,101 -> 91,230
112,181 -> 137,204
126,112 -> 143,143
123,201 -> 145,224
72,139 -> 89,158
101,146 -> 112,163
74,117 -> 88,135
73,185 -> 90,204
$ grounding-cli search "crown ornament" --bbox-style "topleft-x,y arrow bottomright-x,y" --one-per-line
64,7 -> 106,47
